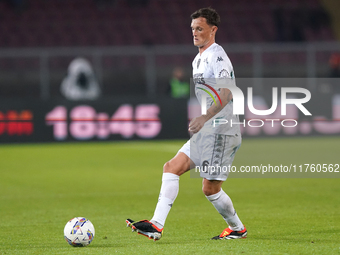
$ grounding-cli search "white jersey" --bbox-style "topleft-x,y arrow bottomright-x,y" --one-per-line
192,43 -> 241,135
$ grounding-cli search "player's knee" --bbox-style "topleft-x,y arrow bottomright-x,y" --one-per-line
163,161 -> 172,173
202,180 -> 221,196
202,183 -> 213,196
163,161 -> 184,175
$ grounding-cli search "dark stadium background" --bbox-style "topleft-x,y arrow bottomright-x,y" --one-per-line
0,0 -> 339,142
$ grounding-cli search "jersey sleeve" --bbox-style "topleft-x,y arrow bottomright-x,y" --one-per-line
211,50 -> 234,80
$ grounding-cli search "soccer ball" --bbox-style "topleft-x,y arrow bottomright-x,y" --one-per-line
64,217 -> 95,247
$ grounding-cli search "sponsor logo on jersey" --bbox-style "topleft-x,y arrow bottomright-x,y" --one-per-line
217,56 -> 224,62
193,73 -> 205,85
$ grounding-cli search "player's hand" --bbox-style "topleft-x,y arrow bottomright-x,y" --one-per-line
188,115 -> 207,133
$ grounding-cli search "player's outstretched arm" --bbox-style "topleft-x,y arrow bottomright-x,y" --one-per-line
188,88 -> 232,133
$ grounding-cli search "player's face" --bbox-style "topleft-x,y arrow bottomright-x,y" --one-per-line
191,17 -> 216,51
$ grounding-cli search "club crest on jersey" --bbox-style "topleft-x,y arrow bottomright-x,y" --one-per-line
217,56 -> 224,62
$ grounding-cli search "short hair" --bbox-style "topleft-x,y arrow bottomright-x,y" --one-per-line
191,7 -> 220,27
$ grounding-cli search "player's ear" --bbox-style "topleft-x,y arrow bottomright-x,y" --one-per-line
212,26 -> 218,34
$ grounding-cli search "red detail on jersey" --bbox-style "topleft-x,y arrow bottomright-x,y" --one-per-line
202,83 -> 223,106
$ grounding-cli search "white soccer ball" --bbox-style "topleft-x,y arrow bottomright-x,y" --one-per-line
64,217 -> 95,247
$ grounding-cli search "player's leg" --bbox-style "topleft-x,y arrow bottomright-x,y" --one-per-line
203,178 -> 246,239
127,149 -> 194,240
150,151 -> 193,228
199,133 -> 246,239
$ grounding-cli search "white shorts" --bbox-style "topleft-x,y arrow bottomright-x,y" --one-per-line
179,132 -> 241,181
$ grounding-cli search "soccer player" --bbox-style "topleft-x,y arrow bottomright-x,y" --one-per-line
126,7 -> 247,241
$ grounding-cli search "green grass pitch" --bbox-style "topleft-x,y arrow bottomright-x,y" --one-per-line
0,137 -> 339,255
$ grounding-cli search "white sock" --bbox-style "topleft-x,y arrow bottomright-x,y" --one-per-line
206,189 -> 244,231
150,173 -> 179,228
